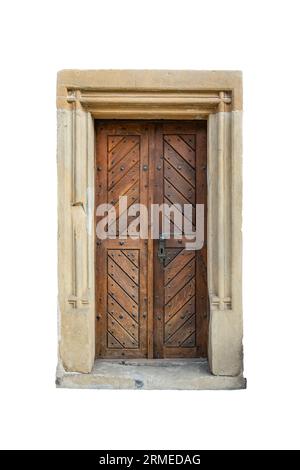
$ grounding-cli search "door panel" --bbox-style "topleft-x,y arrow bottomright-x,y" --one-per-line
95,121 -> 208,359
152,123 -> 208,358
95,123 -> 149,358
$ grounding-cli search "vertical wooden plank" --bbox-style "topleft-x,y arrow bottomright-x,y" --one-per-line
147,124 -> 155,358
153,123 -> 165,358
139,124 -> 149,356
95,122 -> 108,357
196,122 -> 208,357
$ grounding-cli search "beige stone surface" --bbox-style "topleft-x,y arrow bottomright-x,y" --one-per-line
57,69 -> 242,111
207,111 -> 243,376
209,309 -> 243,376
56,359 -> 246,390
57,109 -> 95,373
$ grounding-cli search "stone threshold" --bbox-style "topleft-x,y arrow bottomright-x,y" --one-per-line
56,358 -> 246,390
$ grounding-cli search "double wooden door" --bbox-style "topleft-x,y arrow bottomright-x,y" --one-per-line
95,121 -> 208,359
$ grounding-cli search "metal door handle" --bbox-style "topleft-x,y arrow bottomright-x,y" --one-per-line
158,235 -> 166,264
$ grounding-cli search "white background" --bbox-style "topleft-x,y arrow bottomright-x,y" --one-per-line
0,0 -> 299,450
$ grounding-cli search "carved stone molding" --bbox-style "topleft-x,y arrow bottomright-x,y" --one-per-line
58,107 -> 93,312
57,70 -> 243,379
57,105 -> 95,372
68,89 -> 232,119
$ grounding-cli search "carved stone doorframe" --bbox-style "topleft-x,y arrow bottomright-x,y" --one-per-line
56,70 -> 244,389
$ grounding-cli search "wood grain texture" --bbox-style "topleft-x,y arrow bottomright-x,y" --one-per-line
95,123 -> 149,358
153,122 -> 208,358
95,121 -> 208,359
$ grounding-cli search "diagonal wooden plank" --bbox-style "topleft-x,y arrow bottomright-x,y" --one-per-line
167,218 -> 178,238
165,296 -> 195,340
108,258 -> 138,300
108,162 -> 139,202
165,314 -> 195,347
108,294 -> 138,340
108,136 -> 139,169
164,160 -> 195,204
108,135 -> 124,153
122,250 -> 139,267
164,196 -> 195,233
163,248 -> 183,267
108,250 -> 139,284
108,145 -> 139,189
164,259 -> 195,303
164,142 -> 195,187
108,277 -> 138,319
165,278 -> 195,321
107,184 -> 139,236
180,134 -> 195,150
164,180 -> 195,225
107,182 -> 139,228
181,331 -> 196,348
107,313 -> 138,348
165,250 -> 195,283
107,332 -> 123,349
163,196 -> 183,230
164,135 -> 195,168
164,178 -> 193,207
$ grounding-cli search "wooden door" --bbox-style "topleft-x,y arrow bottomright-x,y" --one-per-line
95,121 -> 208,359
152,123 -> 208,358
95,123 -> 149,358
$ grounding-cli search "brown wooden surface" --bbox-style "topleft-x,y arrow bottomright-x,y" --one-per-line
95,123 -> 149,358
95,121 -> 208,359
